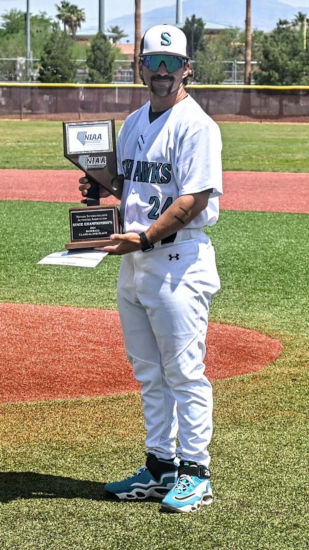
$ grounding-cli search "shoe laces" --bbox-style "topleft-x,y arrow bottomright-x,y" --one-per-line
129,465 -> 147,478
174,474 -> 194,493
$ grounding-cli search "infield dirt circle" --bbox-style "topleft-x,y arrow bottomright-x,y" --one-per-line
1,167 -> 302,404
0,304 -> 283,404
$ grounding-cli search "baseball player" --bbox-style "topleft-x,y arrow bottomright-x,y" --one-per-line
80,24 -> 222,513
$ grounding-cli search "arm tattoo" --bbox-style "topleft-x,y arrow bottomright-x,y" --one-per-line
179,207 -> 190,216
174,215 -> 186,225
174,206 -> 190,225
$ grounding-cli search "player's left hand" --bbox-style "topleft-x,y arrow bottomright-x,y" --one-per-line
95,233 -> 141,255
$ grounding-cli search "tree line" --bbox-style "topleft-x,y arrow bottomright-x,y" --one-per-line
183,13 -> 309,85
0,4 -> 308,85
0,2 -> 127,83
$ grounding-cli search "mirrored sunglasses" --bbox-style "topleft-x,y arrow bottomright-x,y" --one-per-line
141,54 -> 187,73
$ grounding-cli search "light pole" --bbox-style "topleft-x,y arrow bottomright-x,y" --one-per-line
244,0 -> 252,85
99,0 -> 105,33
176,0 -> 183,26
26,0 -> 31,80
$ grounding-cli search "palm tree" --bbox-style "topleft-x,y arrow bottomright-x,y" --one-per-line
293,11 -> 307,50
244,0 -> 252,84
68,5 -> 86,39
56,1 -> 71,33
56,1 -> 86,39
134,0 -> 141,84
107,25 -> 128,44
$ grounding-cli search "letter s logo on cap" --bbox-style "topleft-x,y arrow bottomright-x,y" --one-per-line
160,32 -> 171,46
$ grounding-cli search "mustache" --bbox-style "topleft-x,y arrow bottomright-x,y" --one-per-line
151,75 -> 174,82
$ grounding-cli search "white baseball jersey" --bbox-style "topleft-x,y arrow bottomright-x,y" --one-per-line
117,95 -> 223,234
116,94 -> 222,467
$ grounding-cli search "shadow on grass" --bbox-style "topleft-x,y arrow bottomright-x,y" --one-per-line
0,472 -> 164,506
0,471 -> 112,503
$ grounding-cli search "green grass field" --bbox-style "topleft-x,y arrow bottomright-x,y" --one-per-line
1,120 -> 309,172
0,122 -> 308,550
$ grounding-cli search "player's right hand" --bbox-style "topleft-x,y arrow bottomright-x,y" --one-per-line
78,176 -> 111,203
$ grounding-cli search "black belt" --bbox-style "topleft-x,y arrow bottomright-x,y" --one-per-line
161,232 -> 177,245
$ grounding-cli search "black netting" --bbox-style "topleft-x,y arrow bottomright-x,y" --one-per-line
0,85 -> 308,120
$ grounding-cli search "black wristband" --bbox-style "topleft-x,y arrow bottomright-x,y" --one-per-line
139,231 -> 154,252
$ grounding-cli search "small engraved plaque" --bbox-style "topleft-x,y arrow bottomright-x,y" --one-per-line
65,206 -> 120,250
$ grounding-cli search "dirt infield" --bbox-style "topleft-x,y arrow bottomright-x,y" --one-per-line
0,169 -> 308,213
0,303 -> 283,404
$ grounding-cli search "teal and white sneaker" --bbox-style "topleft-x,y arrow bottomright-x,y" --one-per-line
104,453 -> 179,501
161,461 -> 213,513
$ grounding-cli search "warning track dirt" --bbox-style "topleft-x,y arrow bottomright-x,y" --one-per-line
0,169 -> 308,213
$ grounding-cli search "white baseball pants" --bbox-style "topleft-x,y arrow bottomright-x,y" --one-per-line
117,229 -> 220,467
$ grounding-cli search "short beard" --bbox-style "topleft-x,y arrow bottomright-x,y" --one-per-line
150,76 -> 174,97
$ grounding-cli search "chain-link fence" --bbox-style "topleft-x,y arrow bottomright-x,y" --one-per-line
0,57 -> 41,82
0,57 -> 133,84
222,61 -> 258,85
0,58 -> 258,85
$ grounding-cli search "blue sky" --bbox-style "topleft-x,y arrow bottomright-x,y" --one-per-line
1,0 -> 309,35
0,1 -> 171,32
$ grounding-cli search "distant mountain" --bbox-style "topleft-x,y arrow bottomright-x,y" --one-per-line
107,0 -> 309,41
